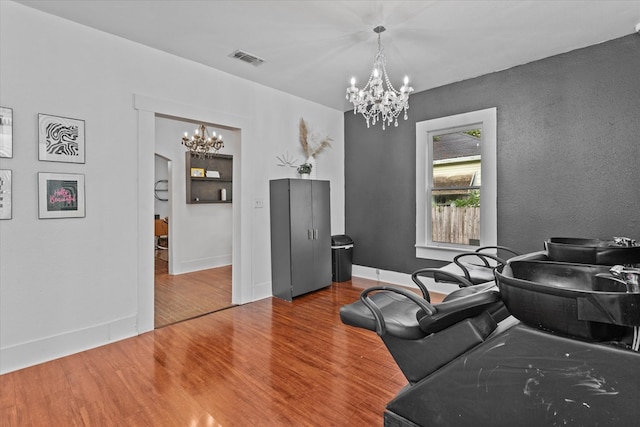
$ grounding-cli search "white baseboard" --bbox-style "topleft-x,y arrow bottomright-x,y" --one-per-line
252,280 -> 272,302
352,265 -> 458,296
177,254 -> 232,274
0,315 -> 137,374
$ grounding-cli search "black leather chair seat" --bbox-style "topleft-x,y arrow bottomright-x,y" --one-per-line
339,283 -> 502,339
436,261 -> 496,285
340,291 -> 426,340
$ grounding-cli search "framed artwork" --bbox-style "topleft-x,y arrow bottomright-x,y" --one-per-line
190,167 -> 205,177
0,169 -> 11,220
0,107 -> 12,158
38,172 -> 85,219
38,113 -> 85,163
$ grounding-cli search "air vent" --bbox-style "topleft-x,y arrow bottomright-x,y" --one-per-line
229,49 -> 265,66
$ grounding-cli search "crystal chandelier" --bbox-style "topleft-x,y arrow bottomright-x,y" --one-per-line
182,124 -> 223,157
346,26 -> 413,130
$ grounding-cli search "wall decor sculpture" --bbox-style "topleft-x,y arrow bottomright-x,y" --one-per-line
0,107 -> 13,158
38,113 -> 85,163
0,169 -> 11,219
38,172 -> 85,219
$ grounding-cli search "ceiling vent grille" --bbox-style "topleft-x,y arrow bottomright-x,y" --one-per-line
229,49 -> 265,66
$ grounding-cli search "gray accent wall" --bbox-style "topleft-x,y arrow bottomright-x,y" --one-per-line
345,34 -> 640,274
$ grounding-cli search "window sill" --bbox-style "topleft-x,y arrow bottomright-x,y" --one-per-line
415,244 -> 476,262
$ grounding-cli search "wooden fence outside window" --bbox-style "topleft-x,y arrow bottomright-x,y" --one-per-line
432,206 -> 480,245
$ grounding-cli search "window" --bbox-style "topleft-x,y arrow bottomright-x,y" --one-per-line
416,108 -> 497,261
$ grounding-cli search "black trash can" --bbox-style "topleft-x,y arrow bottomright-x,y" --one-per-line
331,235 -> 354,282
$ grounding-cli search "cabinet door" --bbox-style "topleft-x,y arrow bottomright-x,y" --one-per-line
289,180 -> 316,297
311,181 -> 331,288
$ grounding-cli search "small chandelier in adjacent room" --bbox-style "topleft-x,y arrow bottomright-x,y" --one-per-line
182,124 -> 223,157
346,25 -> 413,130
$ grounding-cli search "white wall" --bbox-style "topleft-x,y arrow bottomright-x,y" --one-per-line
0,1 -> 345,374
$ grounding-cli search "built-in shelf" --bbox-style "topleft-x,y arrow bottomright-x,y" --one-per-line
185,152 -> 233,204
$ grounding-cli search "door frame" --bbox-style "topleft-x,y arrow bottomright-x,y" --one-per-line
134,94 -> 252,333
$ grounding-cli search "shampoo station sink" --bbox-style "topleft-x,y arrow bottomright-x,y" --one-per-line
342,238 -> 640,426
495,258 -> 640,342
545,236 -> 640,266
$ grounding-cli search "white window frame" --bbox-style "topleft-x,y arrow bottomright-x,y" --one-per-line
416,107 -> 497,261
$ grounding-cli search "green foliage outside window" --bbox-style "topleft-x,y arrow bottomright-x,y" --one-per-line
451,190 -> 480,207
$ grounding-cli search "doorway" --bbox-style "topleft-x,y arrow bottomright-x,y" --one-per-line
135,93 -> 250,334
153,116 -> 235,328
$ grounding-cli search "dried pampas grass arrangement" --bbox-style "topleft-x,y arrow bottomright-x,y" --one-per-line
299,118 -> 332,158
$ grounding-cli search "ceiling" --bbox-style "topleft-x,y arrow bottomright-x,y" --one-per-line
15,0 -> 640,111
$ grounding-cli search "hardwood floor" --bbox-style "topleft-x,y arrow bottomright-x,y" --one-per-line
154,253 -> 233,328
1,278 -> 443,426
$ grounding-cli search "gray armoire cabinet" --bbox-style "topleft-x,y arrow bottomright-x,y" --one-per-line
270,179 -> 331,301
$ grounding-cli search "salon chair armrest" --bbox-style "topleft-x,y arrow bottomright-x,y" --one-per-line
417,290 -> 501,334
436,252 -> 505,285
476,245 -> 521,259
412,268 -> 475,298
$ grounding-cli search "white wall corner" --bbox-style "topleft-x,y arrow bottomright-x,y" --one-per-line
251,280 -> 273,303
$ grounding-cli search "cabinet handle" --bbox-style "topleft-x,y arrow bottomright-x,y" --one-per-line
308,229 -> 313,240
313,229 -> 318,240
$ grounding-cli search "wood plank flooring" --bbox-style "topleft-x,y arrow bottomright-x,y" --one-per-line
1,278 -> 443,426
154,254 -> 233,328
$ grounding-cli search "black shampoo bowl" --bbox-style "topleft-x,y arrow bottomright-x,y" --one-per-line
495,260 -> 640,341
545,237 -> 640,265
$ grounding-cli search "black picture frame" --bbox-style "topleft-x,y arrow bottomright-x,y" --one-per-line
38,172 -> 86,219
0,107 -> 13,158
0,169 -> 11,220
38,113 -> 85,163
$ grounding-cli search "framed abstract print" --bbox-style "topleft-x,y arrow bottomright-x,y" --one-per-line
38,113 -> 85,163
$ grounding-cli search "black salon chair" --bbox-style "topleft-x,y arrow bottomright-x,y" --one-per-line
340,269 -> 503,383
416,266 -> 511,324
434,245 -> 521,286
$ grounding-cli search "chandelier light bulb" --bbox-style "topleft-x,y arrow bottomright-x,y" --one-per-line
345,25 -> 413,130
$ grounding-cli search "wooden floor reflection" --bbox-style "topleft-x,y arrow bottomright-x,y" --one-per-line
1,278 -> 443,426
